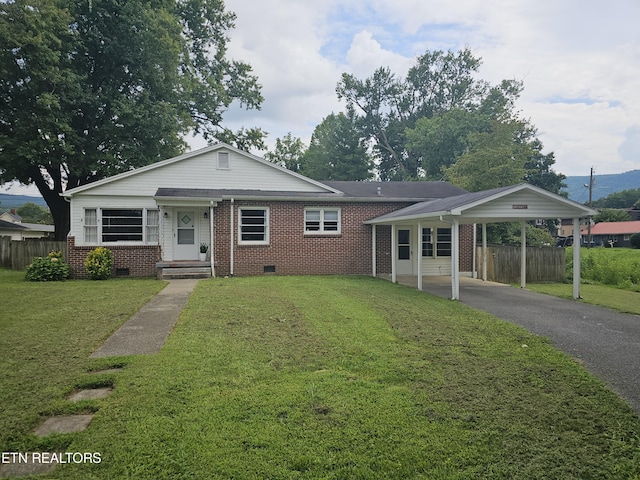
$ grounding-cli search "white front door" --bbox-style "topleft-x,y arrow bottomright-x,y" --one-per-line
396,227 -> 414,275
174,210 -> 198,260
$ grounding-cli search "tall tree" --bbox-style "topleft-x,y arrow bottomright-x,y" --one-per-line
264,132 -> 306,173
301,112 -> 372,181
442,120 -> 531,191
337,49 -> 514,180
0,0 -> 263,239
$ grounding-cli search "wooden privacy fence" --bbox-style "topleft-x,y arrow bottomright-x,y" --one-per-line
0,236 -> 68,271
476,245 -> 566,284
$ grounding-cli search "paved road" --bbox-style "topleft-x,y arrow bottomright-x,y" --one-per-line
417,277 -> 640,415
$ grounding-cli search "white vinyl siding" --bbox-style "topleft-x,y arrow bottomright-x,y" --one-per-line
304,208 -> 341,234
238,207 -> 269,244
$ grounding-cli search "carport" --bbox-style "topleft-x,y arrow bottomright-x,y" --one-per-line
366,183 -> 597,300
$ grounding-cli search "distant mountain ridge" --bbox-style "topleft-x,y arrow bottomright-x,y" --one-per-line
561,170 -> 640,203
0,193 -> 47,210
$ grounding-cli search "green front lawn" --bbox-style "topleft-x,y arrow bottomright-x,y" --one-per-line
526,282 -> 640,315
1,272 -> 639,478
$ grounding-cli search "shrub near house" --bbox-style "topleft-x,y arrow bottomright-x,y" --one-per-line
25,251 -> 69,282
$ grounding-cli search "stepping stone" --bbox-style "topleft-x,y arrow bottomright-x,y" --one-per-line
34,415 -> 94,436
0,455 -> 56,478
68,387 -> 112,402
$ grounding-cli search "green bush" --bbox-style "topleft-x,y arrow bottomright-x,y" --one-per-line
630,232 -> 640,249
85,247 -> 114,280
25,251 -> 70,282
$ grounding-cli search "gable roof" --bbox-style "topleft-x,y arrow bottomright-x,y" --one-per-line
62,143 -> 341,197
366,183 -> 597,225
582,221 -> 640,235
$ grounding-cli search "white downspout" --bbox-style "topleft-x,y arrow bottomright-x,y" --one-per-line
230,198 -> 235,276
209,201 -> 215,277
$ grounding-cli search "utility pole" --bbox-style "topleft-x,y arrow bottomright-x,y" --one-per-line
587,167 -> 594,248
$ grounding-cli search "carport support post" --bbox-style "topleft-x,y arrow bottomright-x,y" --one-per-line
371,224 -> 377,278
520,221 -> 527,289
573,218 -> 581,298
417,221 -> 423,291
482,223 -> 487,281
451,219 -> 460,300
391,224 -> 397,284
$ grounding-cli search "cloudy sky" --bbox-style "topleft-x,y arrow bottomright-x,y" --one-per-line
2,0 -> 638,196
208,0 -> 640,179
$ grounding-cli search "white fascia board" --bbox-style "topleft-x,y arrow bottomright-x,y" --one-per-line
365,210 -> 451,225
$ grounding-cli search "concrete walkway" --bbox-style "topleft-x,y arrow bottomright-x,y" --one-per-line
91,279 -> 199,357
400,276 -> 640,415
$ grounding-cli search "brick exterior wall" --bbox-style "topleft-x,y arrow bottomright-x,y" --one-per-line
213,201 -> 410,277
67,201 -> 475,278
67,236 -> 161,278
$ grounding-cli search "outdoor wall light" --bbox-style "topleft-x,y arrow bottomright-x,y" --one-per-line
203,212 -> 208,219
163,211 -> 169,218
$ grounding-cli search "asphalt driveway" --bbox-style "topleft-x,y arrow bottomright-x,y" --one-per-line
411,276 -> 640,415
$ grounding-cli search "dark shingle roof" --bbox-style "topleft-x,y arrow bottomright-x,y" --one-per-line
155,181 -> 467,202
322,181 -> 467,200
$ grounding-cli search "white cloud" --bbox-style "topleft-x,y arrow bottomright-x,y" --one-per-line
5,0 -> 637,196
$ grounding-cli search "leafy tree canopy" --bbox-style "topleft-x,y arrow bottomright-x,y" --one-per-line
16,202 -> 53,224
301,112 -> 372,181
593,209 -> 632,223
264,132 -> 306,173
592,188 -> 640,209
336,48 -> 565,194
0,0 -> 263,239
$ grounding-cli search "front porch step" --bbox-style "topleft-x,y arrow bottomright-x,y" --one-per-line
161,267 -> 212,280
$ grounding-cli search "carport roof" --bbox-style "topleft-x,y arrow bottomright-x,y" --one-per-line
366,183 -> 597,225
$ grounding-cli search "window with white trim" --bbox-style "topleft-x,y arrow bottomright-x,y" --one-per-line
305,208 -> 341,234
421,227 -> 451,257
84,209 -> 98,243
84,208 -> 159,244
239,207 -> 269,244
146,209 -> 159,243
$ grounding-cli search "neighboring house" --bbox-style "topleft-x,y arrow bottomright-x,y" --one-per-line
0,210 -> 54,240
581,221 -> 640,248
62,143 -> 472,279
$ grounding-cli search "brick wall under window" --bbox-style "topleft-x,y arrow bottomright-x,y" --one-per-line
67,236 -> 161,279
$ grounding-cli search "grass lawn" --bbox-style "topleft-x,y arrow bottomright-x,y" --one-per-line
0,269 -> 165,454
525,283 -> 640,315
2,273 -> 640,478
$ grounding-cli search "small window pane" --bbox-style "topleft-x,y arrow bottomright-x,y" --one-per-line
398,245 -> 410,260
324,210 -> 338,221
